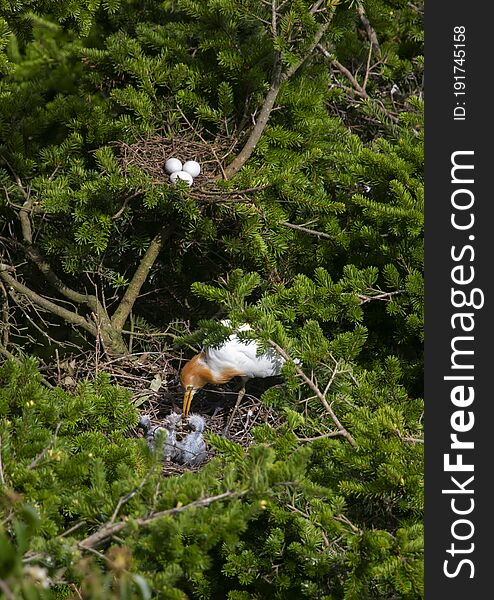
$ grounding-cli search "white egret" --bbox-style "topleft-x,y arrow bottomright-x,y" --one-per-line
180,323 -> 285,426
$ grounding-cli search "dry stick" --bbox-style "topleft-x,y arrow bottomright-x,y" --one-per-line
0,580 -> 16,600
281,221 -> 333,240
362,40 -> 374,92
269,340 -> 357,447
393,429 -> 424,444
222,14 -> 335,180
111,224 -> 170,332
297,431 -> 342,442
0,280 -> 9,348
14,190 -> 112,330
19,199 -> 99,308
78,491 -> 241,550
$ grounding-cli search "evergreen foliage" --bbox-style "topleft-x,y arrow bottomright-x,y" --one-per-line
0,0 -> 424,597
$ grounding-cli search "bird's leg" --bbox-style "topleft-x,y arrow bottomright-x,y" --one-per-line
223,378 -> 247,435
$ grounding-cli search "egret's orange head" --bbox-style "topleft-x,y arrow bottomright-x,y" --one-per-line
180,354 -> 211,416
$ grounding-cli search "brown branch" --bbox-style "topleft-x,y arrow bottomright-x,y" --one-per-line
357,4 -> 381,59
78,491 -> 241,550
222,59 -> 284,179
0,280 -> 10,348
111,224 -> 170,332
297,431 -> 342,442
18,198 -> 98,307
317,44 -> 399,124
0,580 -> 16,600
362,40 -> 373,92
3,163 -> 109,318
269,340 -> 357,447
0,266 -> 97,336
222,13 -> 335,179
271,0 -> 277,36
317,44 -> 368,98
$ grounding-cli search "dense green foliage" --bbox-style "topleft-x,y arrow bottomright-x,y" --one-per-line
0,0 -> 424,598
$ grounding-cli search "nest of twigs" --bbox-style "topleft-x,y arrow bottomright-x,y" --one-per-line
44,350 -> 282,476
116,126 -> 236,192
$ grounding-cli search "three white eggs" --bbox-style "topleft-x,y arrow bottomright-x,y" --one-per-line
165,158 -> 201,187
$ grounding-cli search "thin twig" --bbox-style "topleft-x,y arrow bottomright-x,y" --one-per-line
0,435 -> 5,485
357,289 -> 406,304
281,221 -> 333,240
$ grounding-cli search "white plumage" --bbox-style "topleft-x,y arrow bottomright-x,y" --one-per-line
180,321 -> 288,423
204,323 -> 284,380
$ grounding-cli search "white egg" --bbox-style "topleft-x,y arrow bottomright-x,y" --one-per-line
182,160 -> 201,178
170,171 -> 193,186
164,158 -> 183,174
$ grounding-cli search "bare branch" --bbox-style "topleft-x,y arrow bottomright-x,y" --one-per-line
271,0 -> 277,36
111,224 -> 170,332
357,289 -> 406,304
317,44 -> 399,124
223,12 -> 336,179
281,221 -> 333,240
78,491 -> 243,550
393,429 -> 424,444
269,340 -> 357,447
0,267 -> 97,336
0,435 -> 5,485
357,4 -> 381,59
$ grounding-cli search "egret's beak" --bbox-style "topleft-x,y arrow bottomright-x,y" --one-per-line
183,386 -> 195,417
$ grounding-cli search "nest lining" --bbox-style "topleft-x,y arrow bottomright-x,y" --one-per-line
116,127 -> 235,188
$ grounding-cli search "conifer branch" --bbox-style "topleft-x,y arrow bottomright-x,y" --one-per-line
222,11 -> 336,179
111,224 -> 170,332
78,490 -> 243,550
268,340 -> 357,447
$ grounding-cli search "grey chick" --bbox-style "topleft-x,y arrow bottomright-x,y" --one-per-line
161,412 -> 182,461
138,414 -> 176,459
178,414 -> 207,466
